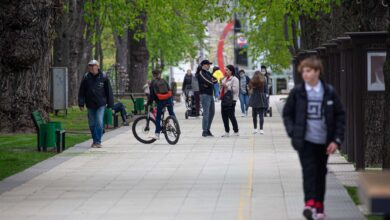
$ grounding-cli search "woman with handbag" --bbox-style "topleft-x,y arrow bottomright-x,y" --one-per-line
220,65 -> 240,137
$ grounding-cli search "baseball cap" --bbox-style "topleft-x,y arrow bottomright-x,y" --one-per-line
200,60 -> 213,66
88,60 -> 99,66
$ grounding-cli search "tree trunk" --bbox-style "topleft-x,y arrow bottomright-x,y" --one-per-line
114,30 -> 128,72
77,25 -> 94,81
383,0 -> 390,169
53,0 -> 69,67
127,11 -> 149,93
0,0 -> 62,132
53,0 -> 91,106
67,0 -> 86,105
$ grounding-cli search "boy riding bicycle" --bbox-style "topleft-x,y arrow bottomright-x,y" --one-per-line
147,69 -> 176,140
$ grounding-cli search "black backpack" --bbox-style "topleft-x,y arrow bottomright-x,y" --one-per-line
153,78 -> 170,94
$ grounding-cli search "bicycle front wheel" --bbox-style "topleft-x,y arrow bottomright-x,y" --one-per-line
164,116 -> 181,145
132,116 -> 157,144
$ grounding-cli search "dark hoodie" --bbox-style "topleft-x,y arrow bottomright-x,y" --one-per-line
78,71 -> 114,109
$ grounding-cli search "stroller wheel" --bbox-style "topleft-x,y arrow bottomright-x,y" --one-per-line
185,111 -> 189,119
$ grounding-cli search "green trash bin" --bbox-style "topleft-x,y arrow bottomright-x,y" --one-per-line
135,98 -> 144,113
48,121 -> 62,130
48,121 -> 62,147
39,123 -> 56,150
104,108 -> 113,125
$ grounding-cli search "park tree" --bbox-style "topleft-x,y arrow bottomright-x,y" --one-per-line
84,0 -> 228,93
53,0 -> 94,106
235,0 -> 342,71
0,0 -> 62,132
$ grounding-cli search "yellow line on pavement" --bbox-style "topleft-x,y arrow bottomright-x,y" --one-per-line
238,134 -> 255,220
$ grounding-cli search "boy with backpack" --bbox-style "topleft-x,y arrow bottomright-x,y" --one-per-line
283,56 -> 345,220
147,69 -> 176,140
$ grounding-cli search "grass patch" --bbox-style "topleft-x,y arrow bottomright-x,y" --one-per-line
50,106 -> 89,131
345,186 -> 361,205
344,186 -> 384,220
0,133 -> 89,181
0,101 -> 134,181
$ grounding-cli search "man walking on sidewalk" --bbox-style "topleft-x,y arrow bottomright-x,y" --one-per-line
196,60 -> 217,137
78,60 -> 114,148
283,56 -> 345,220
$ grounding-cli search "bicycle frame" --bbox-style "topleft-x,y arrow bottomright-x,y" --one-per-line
145,105 -> 166,131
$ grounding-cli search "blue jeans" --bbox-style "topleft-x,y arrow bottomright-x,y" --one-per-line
239,93 -> 249,114
87,106 -> 105,144
200,94 -> 215,132
213,84 -> 220,99
156,98 -> 175,134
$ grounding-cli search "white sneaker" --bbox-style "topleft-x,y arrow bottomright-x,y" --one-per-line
315,213 -> 326,220
232,132 -> 239,136
260,130 -> 264,134
221,132 -> 230,137
252,129 -> 258,134
150,133 -> 160,140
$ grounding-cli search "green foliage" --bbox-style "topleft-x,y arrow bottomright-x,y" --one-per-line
82,0 -> 344,71
236,0 -> 340,70
83,0 -> 228,69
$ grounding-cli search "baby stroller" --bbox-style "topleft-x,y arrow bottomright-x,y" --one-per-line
184,90 -> 199,119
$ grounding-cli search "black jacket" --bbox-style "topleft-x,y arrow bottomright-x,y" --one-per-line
197,69 -> 216,95
78,71 -> 114,109
182,74 -> 193,92
282,82 -> 345,151
249,83 -> 268,109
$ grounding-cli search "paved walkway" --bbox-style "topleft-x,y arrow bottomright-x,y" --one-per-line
0,96 -> 364,220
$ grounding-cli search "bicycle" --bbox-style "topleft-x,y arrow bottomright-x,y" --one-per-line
132,103 -> 181,145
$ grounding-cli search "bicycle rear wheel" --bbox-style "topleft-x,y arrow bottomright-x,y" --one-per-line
132,116 -> 157,144
164,116 -> 181,145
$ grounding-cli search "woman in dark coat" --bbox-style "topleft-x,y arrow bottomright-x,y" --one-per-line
249,71 -> 268,134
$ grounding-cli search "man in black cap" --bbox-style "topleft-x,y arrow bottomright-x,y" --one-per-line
196,60 -> 218,137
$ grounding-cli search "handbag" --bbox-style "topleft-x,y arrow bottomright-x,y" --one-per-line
222,90 -> 233,107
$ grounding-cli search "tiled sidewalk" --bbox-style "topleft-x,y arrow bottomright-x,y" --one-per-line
0,96 -> 364,220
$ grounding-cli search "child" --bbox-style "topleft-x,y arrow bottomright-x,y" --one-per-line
282,56 -> 345,220
248,71 -> 268,134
